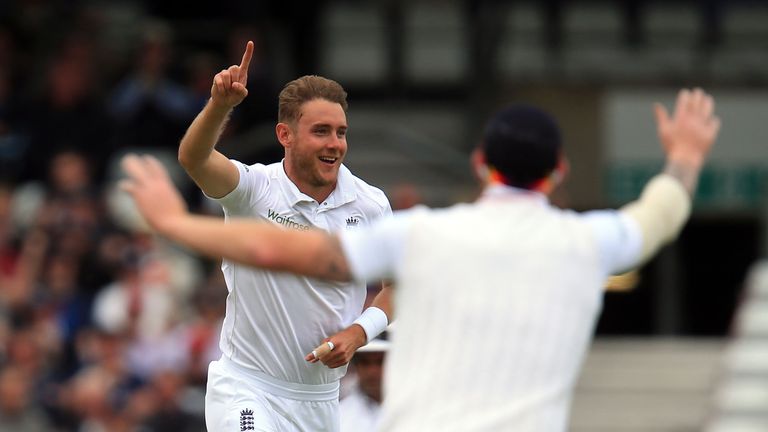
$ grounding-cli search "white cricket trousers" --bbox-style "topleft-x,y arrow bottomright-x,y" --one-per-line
205,357 -> 340,432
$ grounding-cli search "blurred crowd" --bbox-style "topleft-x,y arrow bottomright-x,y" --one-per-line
0,104 -> 224,430
0,2 -> 289,431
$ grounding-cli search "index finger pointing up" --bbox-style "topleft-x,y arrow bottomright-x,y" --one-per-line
240,41 -> 254,71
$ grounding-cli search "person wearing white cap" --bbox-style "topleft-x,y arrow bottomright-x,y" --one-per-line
339,332 -> 389,432
122,88 -> 720,431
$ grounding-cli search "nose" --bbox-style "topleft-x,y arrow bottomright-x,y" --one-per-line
328,133 -> 345,151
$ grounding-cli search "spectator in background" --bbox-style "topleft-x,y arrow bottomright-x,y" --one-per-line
60,330 -> 142,431
340,332 -> 389,432
0,183 -> 14,276
91,251 -> 181,378
0,182 -> 29,307
0,364 -> 50,431
0,64 -> 28,183
185,51 -> 221,114
11,149 -> 101,241
18,37 -> 109,183
34,252 -> 92,378
8,151 -> 104,315
4,325 -> 46,376
184,271 -> 226,386
108,20 -> 197,154
389,183 -> 423,210
0,228 -> 48,316
138,370 -> 205,432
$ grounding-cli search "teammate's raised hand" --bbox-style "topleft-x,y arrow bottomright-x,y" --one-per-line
120,154 -> 188,232
210,40 -> 254,109
654,88 -> 721,167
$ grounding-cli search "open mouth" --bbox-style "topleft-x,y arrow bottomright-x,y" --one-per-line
318,156 -> 337,165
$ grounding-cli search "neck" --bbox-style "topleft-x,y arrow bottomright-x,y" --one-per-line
484,178 -> 553,196
527,176 -> 556,195
484,166 -> 555,196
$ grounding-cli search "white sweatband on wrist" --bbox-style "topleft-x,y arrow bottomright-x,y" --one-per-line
353,307 -> 389,343
620,173 -> 691,265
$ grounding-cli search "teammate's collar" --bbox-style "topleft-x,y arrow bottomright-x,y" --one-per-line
480,183 -> 548,204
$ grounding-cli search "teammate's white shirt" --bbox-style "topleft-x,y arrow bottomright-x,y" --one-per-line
339,184 -> 643,432
215,160 -> 391,385
340,386 -> 382,432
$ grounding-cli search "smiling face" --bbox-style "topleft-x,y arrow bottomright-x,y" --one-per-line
277,98 -> 348,202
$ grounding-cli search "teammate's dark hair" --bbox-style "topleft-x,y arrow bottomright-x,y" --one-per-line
480,105 -> 562,189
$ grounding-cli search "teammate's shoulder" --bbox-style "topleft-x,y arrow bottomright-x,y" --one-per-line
396,204 -> 432,220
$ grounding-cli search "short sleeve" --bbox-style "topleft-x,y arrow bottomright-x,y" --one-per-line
214,160 -> 269,215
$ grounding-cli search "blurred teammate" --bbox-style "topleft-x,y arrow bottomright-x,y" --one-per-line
123,88 -> 720,431
340,332 -> 389,432
177,41 -> 393,431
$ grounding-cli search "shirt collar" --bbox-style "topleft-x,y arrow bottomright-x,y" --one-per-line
479,183 -> 549,205
277,160 -> 358,208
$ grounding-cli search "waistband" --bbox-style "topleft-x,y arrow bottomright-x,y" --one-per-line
218,356 -> 340,401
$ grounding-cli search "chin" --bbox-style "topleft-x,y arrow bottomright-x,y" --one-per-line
317,166 -> 340,180
321,175 -> 338,186
311,173 -> 337,188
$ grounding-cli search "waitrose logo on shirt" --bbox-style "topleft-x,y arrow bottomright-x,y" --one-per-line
266,209 -> 311,231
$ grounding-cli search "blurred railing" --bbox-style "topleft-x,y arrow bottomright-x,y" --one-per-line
705,261 -> 768,431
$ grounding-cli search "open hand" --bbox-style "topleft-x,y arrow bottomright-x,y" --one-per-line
654,88 -> 721,167
120,154 -> 188,232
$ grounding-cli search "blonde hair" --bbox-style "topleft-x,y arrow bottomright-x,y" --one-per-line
278,75 -> 348,124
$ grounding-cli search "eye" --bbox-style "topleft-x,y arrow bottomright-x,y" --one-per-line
337,129 -> 347,138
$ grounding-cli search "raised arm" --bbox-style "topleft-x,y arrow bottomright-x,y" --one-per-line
178,41 -> 254,198
621,88 -> 721,264
121,154 -> 353,281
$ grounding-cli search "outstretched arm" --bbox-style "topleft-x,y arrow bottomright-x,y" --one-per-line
621,88 -> 721,265
121,154 -> 353,282
178,41 -> 254,199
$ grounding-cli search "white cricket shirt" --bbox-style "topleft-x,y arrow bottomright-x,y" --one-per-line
216,160 -> 391,385
340,184 -> 643,431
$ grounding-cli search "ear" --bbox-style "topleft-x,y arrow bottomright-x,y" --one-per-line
551,155 -> 570,185
276,123 -> 293,149
471,148 -> 489,183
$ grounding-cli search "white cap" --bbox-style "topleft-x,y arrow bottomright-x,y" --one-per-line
357,338 -> 389,353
